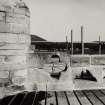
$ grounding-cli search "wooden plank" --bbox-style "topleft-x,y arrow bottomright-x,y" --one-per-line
91,90 -> 105,105
31,91 -> 37,105
83,90 -> 103,105
64,92 -> 70,105
33,91 -> 46,105
45,91 -> 47,105
20,92 -> 28,105
73,91 -> 82,105
20,91 -> 36,105
0,95 -> 15,105
100,89 -> 105,94
8,93 -> 19,105
8,93 -> 25,105
82,90 -> 94,105
41,92 -> 56,105
56,91 -> 69,105
74,90 -> 92,105
20,92 -> 36,105
55,91 -> 58,105
66,91 -> 80,105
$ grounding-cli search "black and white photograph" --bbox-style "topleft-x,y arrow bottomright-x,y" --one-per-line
1,0 -> 105,105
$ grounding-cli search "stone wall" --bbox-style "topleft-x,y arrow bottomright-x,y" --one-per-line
0,0 -> 30,97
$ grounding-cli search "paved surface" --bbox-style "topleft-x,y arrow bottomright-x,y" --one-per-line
1,90 -> 105,105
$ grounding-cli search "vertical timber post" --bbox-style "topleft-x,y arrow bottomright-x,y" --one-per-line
71,29 -> 73,55
99,36 -> 101,55
81,26 -> 84,55
66,36 -> 68,52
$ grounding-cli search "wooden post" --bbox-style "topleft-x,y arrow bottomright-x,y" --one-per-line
81,26 -> 84,55
71,29 -> 73,55
66,36 -> 68,52
99,36 -> 101,54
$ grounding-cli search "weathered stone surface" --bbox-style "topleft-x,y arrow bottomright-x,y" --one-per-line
0,70 -> 9,78
12,69 -> 27,85
0,69 -> 27,85
6,15 -> 30,24
0,64 -> 27,71
0,22 -> 29,34
0,49 -> 29,55
0,0 -> 30,94
0,43 -> 29,50
0,55 -> 27,64
0,33 -> 30,43
14,8 -> 30,16
0,12 -> 5,21
0,0 -> 30,16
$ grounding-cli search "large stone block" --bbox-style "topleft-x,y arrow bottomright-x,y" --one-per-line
0,49 -> 29,55
9,22 -> 29,34
0,64 -> 27,71
14,8 -> 30,16
0,12 -> 5,21
0,70 -> 9,78
0,4 -> 6,11
0,55 -> 27,65
0,43 -> 29,50
6,14 -> 30,24
0,1 -> 30,16
0,22 -> 29,34
0,33 -> 30,44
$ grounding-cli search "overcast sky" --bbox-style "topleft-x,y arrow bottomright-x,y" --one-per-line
25,0 -> 105,42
